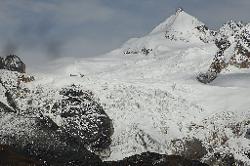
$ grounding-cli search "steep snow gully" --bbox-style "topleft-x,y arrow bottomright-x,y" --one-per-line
0,8 -> 250,165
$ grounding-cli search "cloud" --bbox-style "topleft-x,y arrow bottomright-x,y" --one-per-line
0,0 -> 116,60
54,1 -> 114,24
0,0 -> 250,67
177,0 -> 250,28
0,0 -> 114,24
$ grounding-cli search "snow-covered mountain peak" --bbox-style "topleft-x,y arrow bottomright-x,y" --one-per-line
122,9 -> 215,56
150,8 -> 204,36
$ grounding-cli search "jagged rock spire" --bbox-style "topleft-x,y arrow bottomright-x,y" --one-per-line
176,7 -> 184,14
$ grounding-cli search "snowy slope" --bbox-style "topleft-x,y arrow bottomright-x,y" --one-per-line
30,44 -> 250,164
150,8 -> 209,42
2,9 -> 250,165
121,8 -> 215,56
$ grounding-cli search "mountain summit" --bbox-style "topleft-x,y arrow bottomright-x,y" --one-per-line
123,8 -> 215,55
151,8 -> 203,34
149,8 -> 215,43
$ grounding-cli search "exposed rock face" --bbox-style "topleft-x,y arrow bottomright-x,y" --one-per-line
205,152 -> 245,166
0,70 -> 113,165
124,47 -> 153,56
0,97 -> 104,165
0,57 -> 4,69
196,71 -> 217,84
104,152 -> 209,166
0,147 -> 212,166
196,25 -> 217,43
1,127 -> 103,166
54,85 -> 114,151
170,138 -> 207,160
197,21 -> 250,83
245,129 -> 250,139
0,145 -> 40,166
0,55 -> 26,73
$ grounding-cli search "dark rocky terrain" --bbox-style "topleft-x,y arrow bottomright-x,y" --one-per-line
105,152 -> 208,166
0,55 -> 25,73
0,147 -> 209,166
0,56 -> 112,165
197,21 -> 250,83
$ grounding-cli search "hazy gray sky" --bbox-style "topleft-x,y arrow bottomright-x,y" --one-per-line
0,0 -> 250,64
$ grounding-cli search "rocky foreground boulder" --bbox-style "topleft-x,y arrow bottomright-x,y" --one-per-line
0,147 -> 210,166
0,92 -> 110,165
104,152 -> 208,166
0,145 -> 40,166
54,85 -> 114,152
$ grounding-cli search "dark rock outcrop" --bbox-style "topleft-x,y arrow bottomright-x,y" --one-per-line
205,153 -> 245,166
196,25 -> 217,43
0,57 -> 4,69
104,152 -> 209,166
197,21 -> 250,83
0,70 -> 113,165
171,138 -> 207,160
141,48 -> 153,55
53,85 -> 114,152
123,48 -> 152,56
245,128 -> 250,139
0,148 -> 211,166
0,55 -> 26,73
0,110 -> 103,166
0,145 -> 40,166
196,71 -> 217,84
